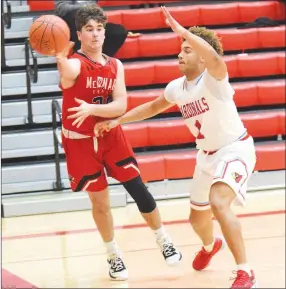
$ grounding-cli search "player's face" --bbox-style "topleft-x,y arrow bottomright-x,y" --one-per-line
178,41 -> 202,73
77,19 -> 105,51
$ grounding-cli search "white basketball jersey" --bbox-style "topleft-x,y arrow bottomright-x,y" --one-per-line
164,69 -> 246,151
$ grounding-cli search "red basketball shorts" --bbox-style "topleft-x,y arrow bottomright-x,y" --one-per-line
62,126 -> 140,192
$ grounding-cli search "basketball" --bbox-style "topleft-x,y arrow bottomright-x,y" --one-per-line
29,15 -> 70,56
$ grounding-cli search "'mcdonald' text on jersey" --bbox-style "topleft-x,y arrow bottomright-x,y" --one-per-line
180,97 -> 210,119
86,76 -> 116,91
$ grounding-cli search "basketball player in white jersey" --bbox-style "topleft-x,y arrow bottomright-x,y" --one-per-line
68,6 -> 257,288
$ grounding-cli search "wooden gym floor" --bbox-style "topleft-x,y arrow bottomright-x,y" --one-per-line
1,189 -> 285,288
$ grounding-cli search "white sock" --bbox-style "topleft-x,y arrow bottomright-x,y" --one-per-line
153,226 -> 168,241
105,239 -> 120,255
203,239 -> 215,252
237,263 -> 251,276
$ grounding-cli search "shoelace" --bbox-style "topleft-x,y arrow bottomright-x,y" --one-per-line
195,247 -> 209,257
229,270 -> 250,285
109,255 -> 125,272
161,242 -> 177,257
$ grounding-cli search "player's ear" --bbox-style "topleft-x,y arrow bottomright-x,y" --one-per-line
77,31 -> 81,42
198,55 -> 204,64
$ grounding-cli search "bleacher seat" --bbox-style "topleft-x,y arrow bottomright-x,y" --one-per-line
2,142 -> 285,194
26,0 -> 182,11
98,0 -> 181,7
6,26 -> 285,67
4,1 -> 285,38
255,142 -> 286,172
2,52 -> 285,96
125,111 -> 285,148
26,0 -> 55,11
127,80 -> 286,111
3,0 -> 29,13
2,79 -> 285,127
4,17 -> 34,39
2,130 -> 59,159
138,142 -> 286,182
116,26 -> 286,59
107,1 -> 285,30
2,110 -> 285,159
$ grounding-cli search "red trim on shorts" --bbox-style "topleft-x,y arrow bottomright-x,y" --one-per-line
238,190 -> 245,201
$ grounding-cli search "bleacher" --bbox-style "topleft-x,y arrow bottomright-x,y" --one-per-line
1,0 -> 285,217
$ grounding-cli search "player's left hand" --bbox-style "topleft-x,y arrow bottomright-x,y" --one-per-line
161,6 -> 187,37
127,31 -> 141,38
67,98 -> 93,128
94,119 -> 119,137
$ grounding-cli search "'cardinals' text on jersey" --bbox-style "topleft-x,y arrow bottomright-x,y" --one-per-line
164,70 -> 246,151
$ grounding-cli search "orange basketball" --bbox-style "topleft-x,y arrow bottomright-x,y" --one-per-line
29,15 -> 70,56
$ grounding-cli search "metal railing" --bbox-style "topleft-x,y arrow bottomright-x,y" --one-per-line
52,100 -> 64,191
1,0 -> 12,68
25,39 -> 38,124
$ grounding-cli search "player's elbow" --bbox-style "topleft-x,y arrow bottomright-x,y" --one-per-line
120,104 -> 127,115
61,71 -> 77,81
150,97 -> 170,116
205,51 -> 221,68
205,55 -> 227,80
117,99 -> 127,116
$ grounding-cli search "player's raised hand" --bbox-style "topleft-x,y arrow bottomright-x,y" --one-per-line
127,31 -> 141,38
94,119 -> 120,137
56,41 -> 74,61
161,6 -> 187,37
67,98 -> 93,128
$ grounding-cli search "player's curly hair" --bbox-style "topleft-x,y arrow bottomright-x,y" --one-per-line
75,3 -> 107,31
186,26 -> 224,56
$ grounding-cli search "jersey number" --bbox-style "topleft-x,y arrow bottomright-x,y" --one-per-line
92,96 -> 112,104
195,120 -> 205,139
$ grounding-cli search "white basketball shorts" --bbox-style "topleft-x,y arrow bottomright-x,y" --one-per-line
190,136 -> 257,210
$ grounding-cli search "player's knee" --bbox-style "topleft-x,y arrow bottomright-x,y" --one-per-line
122,176 -> 156,213
209,182 -> 233,213
88,191 -> 111,214
92,201 -> 110,215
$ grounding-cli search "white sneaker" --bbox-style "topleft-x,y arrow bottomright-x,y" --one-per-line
107,252 -> 128,281
157,237 -> 182,266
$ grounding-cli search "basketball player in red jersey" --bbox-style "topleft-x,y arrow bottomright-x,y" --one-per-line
56,4 -> 182,281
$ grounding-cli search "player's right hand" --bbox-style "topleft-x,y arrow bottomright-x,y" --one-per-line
161,6 -> 187,37
56,41 -> 74,61
94,119 -> 120,137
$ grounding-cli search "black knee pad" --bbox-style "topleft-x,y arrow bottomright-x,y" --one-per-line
122,176 -> 156,213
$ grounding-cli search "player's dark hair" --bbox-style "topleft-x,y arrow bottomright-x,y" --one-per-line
183,26 -> 224,56
75,3 -> 107,31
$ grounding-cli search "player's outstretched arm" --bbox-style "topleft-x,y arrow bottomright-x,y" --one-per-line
56,42 -> 81,88
94,94 -> 173,136
161,6 -> 227,80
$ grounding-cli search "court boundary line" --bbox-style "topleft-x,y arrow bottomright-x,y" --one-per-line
2,268 -> 38,289
2,209 -> 285,241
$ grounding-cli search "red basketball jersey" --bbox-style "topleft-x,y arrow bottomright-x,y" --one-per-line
61,52 -> 118,136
